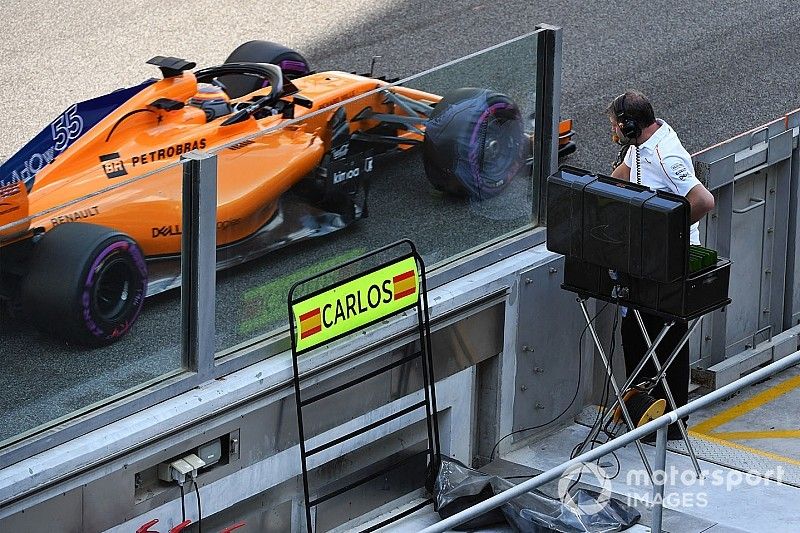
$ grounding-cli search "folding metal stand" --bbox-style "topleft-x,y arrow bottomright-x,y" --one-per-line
630,309 -> 702,477
288,240 -> 440,533
574,299 -> 704,481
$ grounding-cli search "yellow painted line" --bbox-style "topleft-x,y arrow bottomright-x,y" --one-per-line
688,430 -> 800,468
692,373 -> 800,435
711,430 -> 800,441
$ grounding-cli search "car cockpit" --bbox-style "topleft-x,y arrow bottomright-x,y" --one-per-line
146,56 -> 302,124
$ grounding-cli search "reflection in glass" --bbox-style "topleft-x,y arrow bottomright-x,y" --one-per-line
215,33 -> 539,353
0,158 -> 186,444
402,33 -> 539,257
0,33 -> 541,442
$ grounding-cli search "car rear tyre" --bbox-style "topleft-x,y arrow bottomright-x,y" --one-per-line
423,88 -> 525,200
223,40 -> 310,98
21,223 -> 147,346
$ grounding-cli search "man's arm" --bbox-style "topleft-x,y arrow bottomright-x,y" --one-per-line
686,183 -> 715,223
659,151 -> 715,223
611,162 -> 631,181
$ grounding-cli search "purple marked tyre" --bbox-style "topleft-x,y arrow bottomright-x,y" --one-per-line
21,223 -> 147,346
222,40 -> 311,99
423,88 -> 525,200
80,239 -> 147,343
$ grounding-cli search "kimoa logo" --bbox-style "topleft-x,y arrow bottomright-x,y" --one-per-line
332,156 -> 374,184
557,462 -> 613,515
333,167 -> 359,184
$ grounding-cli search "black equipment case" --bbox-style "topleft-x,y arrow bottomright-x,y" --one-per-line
547,166 -> 731,321
561,257 -> 731,321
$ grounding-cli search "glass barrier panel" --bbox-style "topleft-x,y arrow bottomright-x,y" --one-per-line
213,32 -> 539,355
0,144 -> 187,445
0,31 -> 541,449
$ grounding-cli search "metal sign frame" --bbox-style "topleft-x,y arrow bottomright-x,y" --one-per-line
287,239 -> 440,532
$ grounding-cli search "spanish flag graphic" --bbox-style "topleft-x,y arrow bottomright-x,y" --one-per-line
299,308 -> 322,339
392,270 -> 416,300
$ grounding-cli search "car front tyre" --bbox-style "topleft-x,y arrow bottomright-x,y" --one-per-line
423,88 -> 525,200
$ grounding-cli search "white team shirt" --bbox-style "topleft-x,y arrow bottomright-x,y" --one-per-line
623,119 -> 702,245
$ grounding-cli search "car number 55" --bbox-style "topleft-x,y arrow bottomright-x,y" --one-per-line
51,104 -> 84,152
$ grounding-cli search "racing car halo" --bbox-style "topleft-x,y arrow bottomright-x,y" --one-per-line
0,41 -> 576,346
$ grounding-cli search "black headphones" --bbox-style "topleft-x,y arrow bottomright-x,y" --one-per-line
613,93 -> 641,142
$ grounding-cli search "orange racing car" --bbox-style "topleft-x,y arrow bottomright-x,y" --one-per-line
0,41 -> 576,346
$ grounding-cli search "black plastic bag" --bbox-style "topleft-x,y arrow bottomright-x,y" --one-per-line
433,456 -> 506,529
433,456 -> 640,532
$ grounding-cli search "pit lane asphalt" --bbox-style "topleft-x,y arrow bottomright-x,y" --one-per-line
2,0 -> 799,441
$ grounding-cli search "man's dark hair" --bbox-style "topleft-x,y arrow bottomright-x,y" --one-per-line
606,90 -> 656,129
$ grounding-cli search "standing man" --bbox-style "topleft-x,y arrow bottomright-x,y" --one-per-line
607,90 -> 715,439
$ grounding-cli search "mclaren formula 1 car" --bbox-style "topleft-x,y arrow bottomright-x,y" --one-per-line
0,41 -> 576,345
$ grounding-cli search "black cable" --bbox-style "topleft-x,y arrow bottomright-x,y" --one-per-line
594,301 -> 620,438
572,300 -> 619,460
602,410 -> 622,439
565,432 -> 622,496
104,108 -> 158,142
194,478 -> 202,533
488,302 -> 610,461
612,144 -> 627,171
566,301 -> 623,493
569,433 -> 622,480
179,483 -> 186,522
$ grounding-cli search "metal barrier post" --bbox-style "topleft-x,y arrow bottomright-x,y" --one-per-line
652,426 -> 668,533
534,24 -> 562,224
181,151 -> 217,375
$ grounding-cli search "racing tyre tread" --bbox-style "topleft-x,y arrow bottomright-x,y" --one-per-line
423,88 -> 525,200
223,40 -> 310,98
21,223 -> 147,346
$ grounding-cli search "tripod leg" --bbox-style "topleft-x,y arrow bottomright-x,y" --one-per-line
578,300 -> 654,480
644,316 -> 702,388
634,311 -> 703,478
602,323 -> 672,427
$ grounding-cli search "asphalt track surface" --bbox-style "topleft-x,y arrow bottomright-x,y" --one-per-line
1,0 -> 799,441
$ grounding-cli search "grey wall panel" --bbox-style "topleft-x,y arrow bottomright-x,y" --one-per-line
726,171 -> 768,356
50,299 -> 500,531
473,355 -> 500,466
513,255 -> 590,438
766,152 -> 792,337
83,470 -> 131,532
299,302 -> 503,441
700,182 -> 734,367
179,479 -> 296,533
760,168 -> 780,338
0,487 -> 82,532
786,143 -> 800,329
121,401 -> 297,520
697,127 -> 798,369
431,303 -> 504,373
312,426 -> 429,531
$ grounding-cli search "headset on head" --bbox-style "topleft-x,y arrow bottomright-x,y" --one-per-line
613,93 -> 641,143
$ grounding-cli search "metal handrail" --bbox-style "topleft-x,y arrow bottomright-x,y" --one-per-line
419,348 -> 800,533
